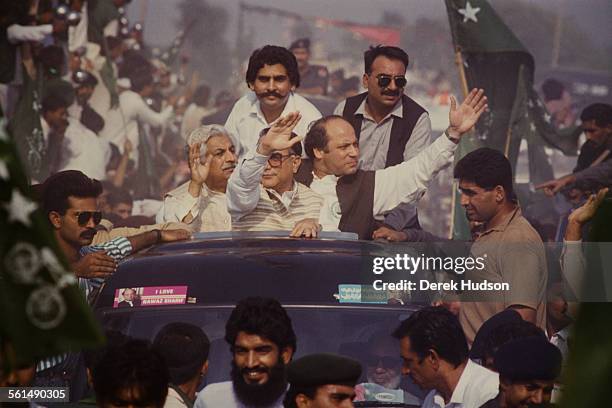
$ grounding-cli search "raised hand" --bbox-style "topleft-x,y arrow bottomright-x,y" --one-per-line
257,111 -> 303,156
448,88 -> 488,140
568,187 -> 608,226
188,142 -> 211,185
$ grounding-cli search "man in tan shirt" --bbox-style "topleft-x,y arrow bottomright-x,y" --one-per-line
454,148 -> 547,344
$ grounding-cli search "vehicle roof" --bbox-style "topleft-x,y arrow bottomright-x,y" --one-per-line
95,235 -> 424,309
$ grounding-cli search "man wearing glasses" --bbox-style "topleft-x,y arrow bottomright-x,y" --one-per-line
227,114 -> 323,237
333,46 -> 433,241
41,170 -> 190,297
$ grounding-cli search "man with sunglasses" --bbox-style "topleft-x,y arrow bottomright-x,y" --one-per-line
333,46 -> 433,241
42,170 -> 190,296
227,114 -> 323,237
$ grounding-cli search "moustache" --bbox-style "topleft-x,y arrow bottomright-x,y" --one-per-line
80,228 -> 96,239
241,366 -> 269,376
382,90 -> 400,97
258,91 -> 284,99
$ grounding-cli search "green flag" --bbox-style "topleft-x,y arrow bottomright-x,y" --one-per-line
444,0 -> 576,239
8,67 -> 45,181
0,115 -> 103,369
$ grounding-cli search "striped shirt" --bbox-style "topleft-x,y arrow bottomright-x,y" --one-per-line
227,151 -> 323,231
37,237 -> 132,373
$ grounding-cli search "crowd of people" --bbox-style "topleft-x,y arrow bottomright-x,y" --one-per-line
1,0 -> 611,407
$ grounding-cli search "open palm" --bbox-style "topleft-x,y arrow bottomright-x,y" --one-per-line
449,88 -> 488,135
258,111 -> 303,155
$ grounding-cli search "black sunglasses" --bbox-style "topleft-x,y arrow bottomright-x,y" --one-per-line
377,74 -> 407,89
75,211 -> 102,226
365,355 -> 400,368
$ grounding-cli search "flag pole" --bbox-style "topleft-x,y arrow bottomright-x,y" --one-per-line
448,49 -> 470,239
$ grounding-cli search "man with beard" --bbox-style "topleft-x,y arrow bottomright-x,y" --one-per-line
195,297 -> 296,408
394,307 -> 498,408
454,148 -> 547,343
157,125 -> 236,232
42,170 -> 190,297
224,45 -> 322,157
480,337 -> 562,408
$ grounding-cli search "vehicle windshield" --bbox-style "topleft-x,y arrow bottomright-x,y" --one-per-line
98,305 -> 426,404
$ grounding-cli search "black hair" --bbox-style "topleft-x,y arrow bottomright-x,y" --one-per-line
37,45 -> 65,76
392,306 -> 468,368
482,320 -> 546,364
41,93 -> 69,114
454,147 -> 515,200
92,339 -> 168,408
303,115 -> 346,159
130,70 -> 154,93
82,331 -> 131,370
541,78 -> 564,102
283,386 -> 317,408
246,45 -> 300,88
193,84 -> 211,107
580,103 -> 612,128
364,45 -> 409,74
153,322 -> 210,386
225,297 -> 296,353
107,188 -> 133,208
41,170 -> 102,216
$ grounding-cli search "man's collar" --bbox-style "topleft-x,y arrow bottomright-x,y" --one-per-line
483,206 -> 521,234
265,180 -> 299,210
312,171 -> 339,183
358,96 -> 403,121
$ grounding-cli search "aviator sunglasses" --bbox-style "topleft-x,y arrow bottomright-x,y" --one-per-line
74,211 -> 102,226
376,74 -> 407,89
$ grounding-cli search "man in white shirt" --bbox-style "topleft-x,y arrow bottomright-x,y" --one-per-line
224,45 -> 321,157
99,72 -> 173,162
295,88 -> 487,239
157,125 -> 236,232
393,307 -> 499,408
195,297 -> 295,408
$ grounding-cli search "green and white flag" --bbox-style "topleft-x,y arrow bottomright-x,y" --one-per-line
444,0 -> 577,239
0,113 -> 103,369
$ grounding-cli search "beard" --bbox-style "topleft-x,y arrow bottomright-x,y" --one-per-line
231,359 -> 287,407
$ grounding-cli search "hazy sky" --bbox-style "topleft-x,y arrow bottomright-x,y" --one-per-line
127,0 -> 611,69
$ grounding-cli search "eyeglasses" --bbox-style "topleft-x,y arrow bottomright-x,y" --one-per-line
267,152 -> 295,167
376,74 -> 407,89
74,211 -> 102,226
365,355 -> 400,368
